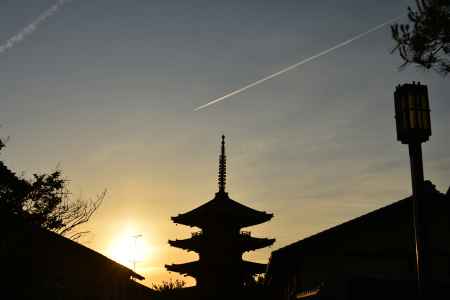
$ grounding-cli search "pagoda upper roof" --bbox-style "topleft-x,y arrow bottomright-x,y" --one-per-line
171,191 -> 273,228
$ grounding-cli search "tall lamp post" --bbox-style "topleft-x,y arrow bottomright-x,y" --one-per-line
394,82 -> 431,298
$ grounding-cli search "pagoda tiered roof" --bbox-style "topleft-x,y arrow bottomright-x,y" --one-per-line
166,261 -> 200,277
168,231 -> 275,252
165,260 -> 267,277
240,231 -> 276,252
171,191 -> 273,228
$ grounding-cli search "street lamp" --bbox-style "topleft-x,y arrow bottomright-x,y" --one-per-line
394,82 -> 431,144
394,82 -> 431,298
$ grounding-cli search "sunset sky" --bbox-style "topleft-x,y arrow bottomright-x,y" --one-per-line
1,0 -> 449,287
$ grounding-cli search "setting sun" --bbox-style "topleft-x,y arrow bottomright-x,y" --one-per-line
108,231 -> 151,270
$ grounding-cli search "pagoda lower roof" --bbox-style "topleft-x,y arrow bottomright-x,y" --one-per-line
165,260 -> 267,277
171,191 -> 273,228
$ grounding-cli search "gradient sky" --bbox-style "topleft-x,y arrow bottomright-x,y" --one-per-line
1,0 -> 449,287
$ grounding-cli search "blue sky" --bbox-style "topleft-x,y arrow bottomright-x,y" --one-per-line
1,0 -> 449,285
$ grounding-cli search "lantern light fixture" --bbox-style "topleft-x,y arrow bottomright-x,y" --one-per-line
394,82 -> 432,144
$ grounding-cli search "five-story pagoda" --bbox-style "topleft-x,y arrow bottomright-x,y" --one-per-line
166,136 -> 275,292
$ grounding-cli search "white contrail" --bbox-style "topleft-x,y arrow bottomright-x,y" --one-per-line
195,15 -> 403,111
0,0 -> 73,55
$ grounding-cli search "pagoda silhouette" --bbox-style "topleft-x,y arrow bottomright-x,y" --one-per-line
166,135 -> 275,293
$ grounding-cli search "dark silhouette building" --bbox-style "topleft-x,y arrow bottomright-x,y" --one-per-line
165,136 -> 275,294
266,181 -> 450,300
1,212 -> 156,300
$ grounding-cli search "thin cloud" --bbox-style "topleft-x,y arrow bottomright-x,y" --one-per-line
195,15 -> 403,111
0,0 -> 73,55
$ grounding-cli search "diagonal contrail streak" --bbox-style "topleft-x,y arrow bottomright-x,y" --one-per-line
195,15 -> 403,111
0,0 -> 73,55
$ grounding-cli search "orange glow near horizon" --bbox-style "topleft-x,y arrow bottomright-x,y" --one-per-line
107,225 -> 152,270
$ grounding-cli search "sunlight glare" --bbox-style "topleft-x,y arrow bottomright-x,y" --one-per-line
108,228 -> 151,269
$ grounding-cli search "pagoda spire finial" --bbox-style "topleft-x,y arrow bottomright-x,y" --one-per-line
218,135 -> 226,193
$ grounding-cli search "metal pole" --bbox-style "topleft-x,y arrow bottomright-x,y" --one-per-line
408,142 -> 427,298
131,234 -> 142,273
133,237 -> 137,272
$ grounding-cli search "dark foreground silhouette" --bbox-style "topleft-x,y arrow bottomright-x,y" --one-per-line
166,135 -> 275,296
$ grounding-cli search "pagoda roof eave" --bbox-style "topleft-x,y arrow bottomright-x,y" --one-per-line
171,214 -> 273,229
168,238 -> 200,252
171,192 -> 273,228
241,237 -> 276,252
165,261 -> 199,276
165,260 -> 267,276
168,236 -> 275,253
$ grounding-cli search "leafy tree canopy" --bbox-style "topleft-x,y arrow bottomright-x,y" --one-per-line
0,137 -> 104,240
391,0 -> 450,75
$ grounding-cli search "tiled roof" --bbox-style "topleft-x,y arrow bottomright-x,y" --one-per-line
171,191 -> 273,228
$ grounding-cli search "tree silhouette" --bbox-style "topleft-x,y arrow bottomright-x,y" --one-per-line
151,278 -> 186,293
391,0 -> 450,75
0,137 -> 104,240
